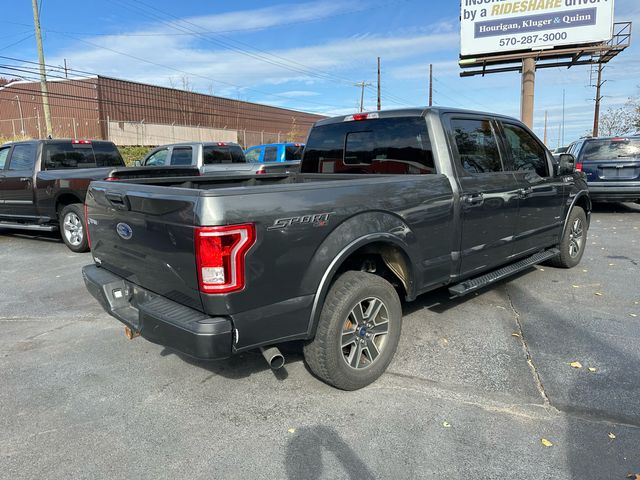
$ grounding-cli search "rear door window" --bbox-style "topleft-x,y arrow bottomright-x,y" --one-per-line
264,146 -> 278,162
170,147 -> 193,166
0,146 -> 10,169
502,123 -> 549,177
8,144 -> 38,171
302,117 -> 435,174
580,138 -> 640,161
450,118 -> 503,173
144,148 -> 169,166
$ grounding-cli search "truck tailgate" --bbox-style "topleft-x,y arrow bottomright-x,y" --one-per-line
86,182 -> 203,310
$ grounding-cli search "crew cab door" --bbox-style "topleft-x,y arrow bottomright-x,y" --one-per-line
498,121 -> 565,254
0,143 -> 38,218
446,115 -> 521,277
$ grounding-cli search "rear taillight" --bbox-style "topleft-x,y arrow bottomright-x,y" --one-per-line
195,224 -> 256,294
256,166 -> 266,175
84,203 -> 91,249
575,162 -> 583,172
104,176 -> 119,181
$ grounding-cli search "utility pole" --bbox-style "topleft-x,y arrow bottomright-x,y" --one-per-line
543,110 -> 548,146
592,61 -> 605,137
428,63 -> 433,107
355,81 -> 371,113
31,0 -> 53,138
64,59 -> 68,79
377,57 -> 381,111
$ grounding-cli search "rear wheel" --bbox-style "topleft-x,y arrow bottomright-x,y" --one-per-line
548,206 -> 586,268
303,271 -> 402,390
59,203 -> 89,253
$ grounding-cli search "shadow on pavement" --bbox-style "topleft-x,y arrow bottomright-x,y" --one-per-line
285,425 -> 376,480
0,228 -> 63,244
160,341 -> 306,383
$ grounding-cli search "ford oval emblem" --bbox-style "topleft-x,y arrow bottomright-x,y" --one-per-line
116,222 -> 133,240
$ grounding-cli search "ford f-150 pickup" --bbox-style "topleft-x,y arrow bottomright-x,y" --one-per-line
82,108 -> 591,390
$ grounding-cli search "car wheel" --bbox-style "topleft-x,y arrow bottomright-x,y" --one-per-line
548,206 -> 587,269
303,271 -> 402,390
59,203 -> 89,253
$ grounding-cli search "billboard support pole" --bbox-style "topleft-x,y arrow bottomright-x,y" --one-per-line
520,57 -> 535,129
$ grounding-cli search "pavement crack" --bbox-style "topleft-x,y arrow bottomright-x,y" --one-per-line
505,287 -> 551,407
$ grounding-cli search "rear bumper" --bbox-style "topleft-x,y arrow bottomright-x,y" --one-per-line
587,182 -> 640,202
82,264 -> 233,360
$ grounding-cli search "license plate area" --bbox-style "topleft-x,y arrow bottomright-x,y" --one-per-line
599,166 -> 639,180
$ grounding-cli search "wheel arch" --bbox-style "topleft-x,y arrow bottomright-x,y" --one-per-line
560,190 -> 591,241
55,191 -> 84,217
304,226 -> 417,339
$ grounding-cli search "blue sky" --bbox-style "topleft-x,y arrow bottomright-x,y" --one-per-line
3,0 -> 639,145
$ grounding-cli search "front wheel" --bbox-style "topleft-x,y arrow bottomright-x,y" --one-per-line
303,271 -> 402,390
59,203 -> 89,253
548,206 -> 587,268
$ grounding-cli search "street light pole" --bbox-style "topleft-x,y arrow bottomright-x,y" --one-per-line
15,95 -> 25,136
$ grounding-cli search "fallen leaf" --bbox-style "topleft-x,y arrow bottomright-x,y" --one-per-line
588,367 -> 597,373
569,361 -> 583,369
287,428 -> 296,434
608,263 -> 615,266
626,474 -> 640,479
594,292 -> 603,296
539,268 -> 545,271
511,333 -> 521,338
582,269 -> 588,273
572,285 -> 580,288
442,421 -> 451,428
630,313 -> 638,318
541,438 -> 553,447
608,432 -> 616,439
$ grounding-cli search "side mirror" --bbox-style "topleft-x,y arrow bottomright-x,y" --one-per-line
556,153 -> 575,176
133,160 -> 142,167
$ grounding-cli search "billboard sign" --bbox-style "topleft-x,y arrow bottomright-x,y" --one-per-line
460,0 -> 615,57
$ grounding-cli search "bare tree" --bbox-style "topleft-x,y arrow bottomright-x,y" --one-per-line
598,96 -> 639,136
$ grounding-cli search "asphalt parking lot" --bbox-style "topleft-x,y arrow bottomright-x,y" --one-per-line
1,202 -> 639,480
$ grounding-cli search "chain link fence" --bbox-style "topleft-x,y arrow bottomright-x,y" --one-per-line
0,116 -> 305,148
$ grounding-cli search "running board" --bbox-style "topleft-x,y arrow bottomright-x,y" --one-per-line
0,222 -> 57,232
448,248 -> 560,297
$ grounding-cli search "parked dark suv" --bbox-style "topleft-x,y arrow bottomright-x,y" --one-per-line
566,136 -> 640,203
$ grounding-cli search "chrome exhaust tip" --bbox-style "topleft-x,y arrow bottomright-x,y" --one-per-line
260,346 -> 285,370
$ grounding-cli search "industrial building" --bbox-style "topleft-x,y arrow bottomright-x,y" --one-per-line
0,76 -> 325,146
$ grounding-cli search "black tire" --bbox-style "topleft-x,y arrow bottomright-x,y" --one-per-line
59,203 -> 89,253
303,271 -> 402,390
548,206 -> 587,268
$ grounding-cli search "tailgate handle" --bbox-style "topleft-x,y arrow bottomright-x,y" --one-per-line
105,192 -> 131,211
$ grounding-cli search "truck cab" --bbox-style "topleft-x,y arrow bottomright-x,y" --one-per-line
0,139 -> 124,252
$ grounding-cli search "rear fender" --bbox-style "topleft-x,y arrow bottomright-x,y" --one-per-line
301,211 -> 418,338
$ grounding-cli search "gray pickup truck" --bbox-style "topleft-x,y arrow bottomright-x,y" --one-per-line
82,108 -> 590,390
138,141 -> 300,175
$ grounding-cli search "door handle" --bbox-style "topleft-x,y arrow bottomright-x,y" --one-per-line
19,177 -> 31,182
463,193 -> 484,206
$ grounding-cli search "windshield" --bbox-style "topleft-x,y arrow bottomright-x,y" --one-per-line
581,138 -> 640,161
